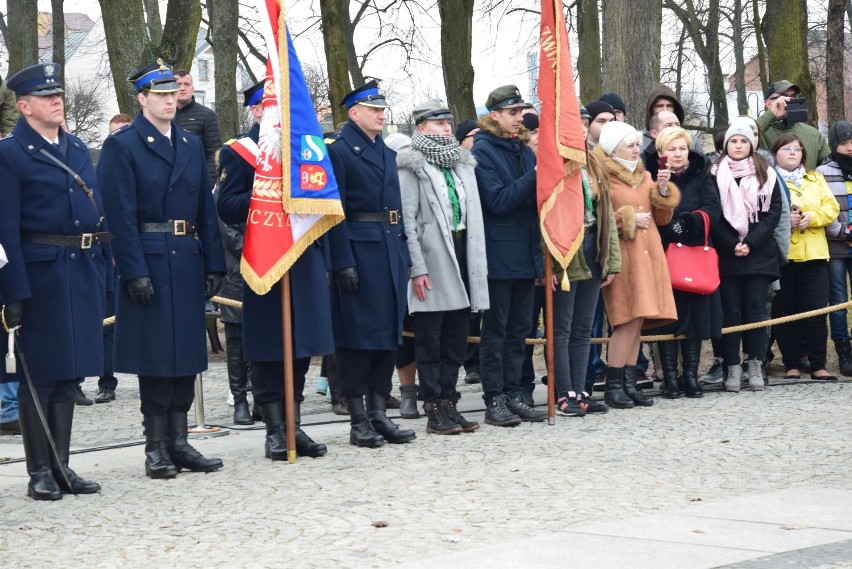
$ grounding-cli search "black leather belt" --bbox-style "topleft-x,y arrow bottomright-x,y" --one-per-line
25,232 -> 112,249
349,211 -> 399,225
139,221 -> 198,235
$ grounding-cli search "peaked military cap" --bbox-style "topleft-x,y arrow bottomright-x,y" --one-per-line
129,59 -> 179,93
485,85 -> 526,112
341,80 -> 388,109
412,98 -> 453,124
243,80 -> 264,107
7,62 -> 64,97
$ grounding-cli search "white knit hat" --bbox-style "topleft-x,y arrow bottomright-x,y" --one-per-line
598,121 -> 639,156
723,116 -> 758,151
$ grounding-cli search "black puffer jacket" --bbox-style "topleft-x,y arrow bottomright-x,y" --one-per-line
175,97 -> 222,184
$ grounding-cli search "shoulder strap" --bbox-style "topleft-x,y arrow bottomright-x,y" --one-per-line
38,148 -> 102,223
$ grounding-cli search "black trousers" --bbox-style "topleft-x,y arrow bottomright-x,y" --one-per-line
413,308 -> 469,402
251,358 -> 310,405
479,278 -> 535,400
719,274 -> 772,365
772,260 -> 829,372
17,378 -> 76,407
336,348 -> 395,397
138,375 -> 196,416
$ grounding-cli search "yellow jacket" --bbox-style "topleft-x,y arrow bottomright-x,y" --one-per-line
787,170 -> 839,262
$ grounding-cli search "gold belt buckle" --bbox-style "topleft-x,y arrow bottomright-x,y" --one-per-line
80,233 -> 93,249
173,220 -> 187,236
388,210 -> 399,225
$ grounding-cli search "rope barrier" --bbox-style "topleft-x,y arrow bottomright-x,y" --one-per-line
101,296 -> 852,347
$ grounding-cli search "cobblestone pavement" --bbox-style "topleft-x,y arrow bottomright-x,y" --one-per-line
1,337 -> 851,568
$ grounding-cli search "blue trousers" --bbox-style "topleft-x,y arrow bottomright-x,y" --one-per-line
0,380 -> 19,422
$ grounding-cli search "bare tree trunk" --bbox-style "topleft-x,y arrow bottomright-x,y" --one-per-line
732,0 -> 749,116
577,0 -> 602,103
320,0 -> 353,126
827,0 -> 847,124
161,0 -> 202,70
51,0 -> 66,89
752,0 -> 768,93
8,0 -> 39,74
674,24 -> 687,99
438,0 -> 476,120
342,0 -> 365,87
602,0 -> 660,129
208,0 -> 239,142
847,0 -> 852,34
763,0 -> 818,125
144,0 -> 164,46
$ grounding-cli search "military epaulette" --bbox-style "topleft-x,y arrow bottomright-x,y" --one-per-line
109,124 -> 130,136
324,134 -> 340,145
224,138 -> 237,147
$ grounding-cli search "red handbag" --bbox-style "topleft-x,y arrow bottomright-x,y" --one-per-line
665,210 -> 720,294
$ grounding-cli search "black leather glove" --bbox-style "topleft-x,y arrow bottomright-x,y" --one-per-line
205,273 -> 222,300
335,267 -> 359,293
126,276 -> 154,305
2,301 -> 23,332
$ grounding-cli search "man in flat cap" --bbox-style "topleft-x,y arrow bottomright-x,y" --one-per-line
216,80 -> 331,459
97,59 -> 226,479
0,62 -> 107,500
472,84 -> 546,426
396,98 -> 488,435
326,80 -> 416,448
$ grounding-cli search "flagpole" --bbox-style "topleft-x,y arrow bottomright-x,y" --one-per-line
544,247 -> 555,425
281,272 -> 297,463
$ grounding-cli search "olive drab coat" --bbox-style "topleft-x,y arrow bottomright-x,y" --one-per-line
215,122 -> 335,362
0,118 -> 109,381
326,120 -> 411,350
97,114 -> 225,377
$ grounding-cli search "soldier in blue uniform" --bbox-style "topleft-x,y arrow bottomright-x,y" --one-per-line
97,60 -> 226,479
0,63 -> 107,500
216,81 -> 331,459
326,81 -> 416,448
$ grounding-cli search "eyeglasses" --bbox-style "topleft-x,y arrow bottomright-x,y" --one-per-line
780,146 -> 803,153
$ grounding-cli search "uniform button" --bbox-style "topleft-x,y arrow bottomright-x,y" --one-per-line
69,188 -> 74,193
90,253 -> 96,258
74,220 -> 80,226
386,230 -> 390,234
172,250 -> 177,255
70,253 -> 76,259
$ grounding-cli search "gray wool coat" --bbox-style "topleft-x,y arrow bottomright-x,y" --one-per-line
397,146 -> 489,313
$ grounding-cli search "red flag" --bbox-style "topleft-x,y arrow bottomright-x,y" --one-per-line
537,0 -> 587,290
241,0 -> 345,294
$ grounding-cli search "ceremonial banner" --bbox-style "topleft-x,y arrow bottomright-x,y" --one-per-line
537,0 -> 587,290
242,0 -> 344,294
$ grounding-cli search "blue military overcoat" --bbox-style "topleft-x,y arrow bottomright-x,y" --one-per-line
326,121 -> 411,350
97,114 -> 225,377
216,122 -> 335,361
0,117 -> 109,381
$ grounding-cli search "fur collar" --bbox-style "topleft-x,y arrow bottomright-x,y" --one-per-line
477,114 -> 531,144
593,145 -> 646,186
395,145 -> 476,175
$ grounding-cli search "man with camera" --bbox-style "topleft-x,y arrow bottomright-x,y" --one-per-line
757,80 -> 830,170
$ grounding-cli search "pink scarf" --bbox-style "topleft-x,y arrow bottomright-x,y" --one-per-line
711,156 -> 776,242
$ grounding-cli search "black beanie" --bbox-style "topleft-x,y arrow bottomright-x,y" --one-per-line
584,100 -> 615,121
598,92 -> 626,114
521,113 -> 539,131
828,121 -> 852,152
455,119 -> 479,143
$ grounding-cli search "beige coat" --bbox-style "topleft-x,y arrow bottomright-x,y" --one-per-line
596,147 -> 680,329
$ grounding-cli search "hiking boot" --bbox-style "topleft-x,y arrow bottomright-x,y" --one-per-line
725,365 -> 742,393
463,370 -> 481,384
699,359 -> 724,385
484,394 -> 521,427
835,340 -> 852,377
444,399 -> 480,432
423,401 -> 462,435
506,394 -> 547,422
747,359 -> 765,391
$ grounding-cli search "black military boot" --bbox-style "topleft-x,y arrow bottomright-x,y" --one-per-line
294,402 -> 327,457
444,399 -> 480,432
166,412 -> 223,472
658,340 -> 682,399
680,339 -> 704,398
398,384 -> 420,419
623,364 -> 654,406
603,366 -> 635,409
484,394 -> 522,427
507,393 -> 548,421
261,401 -> 287,460
48,400 -> 100,494
142,415 -> 178,479
366,391 -> 416,443
423,400 -> 462,435
835,339 -> 852,377
19,403 -> 62,500
226,339 -> 253,425
348,396 -> 385,448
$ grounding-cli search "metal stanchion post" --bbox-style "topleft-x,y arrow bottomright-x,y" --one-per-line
188,373 -> 229,438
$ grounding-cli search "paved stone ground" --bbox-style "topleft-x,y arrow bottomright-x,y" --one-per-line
1,331 -> 851,568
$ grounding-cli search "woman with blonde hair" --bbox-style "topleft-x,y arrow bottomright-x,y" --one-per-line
595,121 -> 680,409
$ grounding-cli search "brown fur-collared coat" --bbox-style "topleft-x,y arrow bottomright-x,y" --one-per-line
594,146 -> 680,329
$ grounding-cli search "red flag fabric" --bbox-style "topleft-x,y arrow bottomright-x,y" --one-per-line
241,0 -> 345,294
537,0 -> 587,290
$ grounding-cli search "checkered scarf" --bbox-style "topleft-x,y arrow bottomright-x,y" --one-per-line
411,130 -> 460,168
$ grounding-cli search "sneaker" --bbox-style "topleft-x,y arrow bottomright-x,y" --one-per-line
556,396 -> 587,417
464,370 -> 481,384
94,387 -> 115,403
506,394 -> 547,422
315,376 -> 329,395
580,392 -> 609,414
75,385 -> 93,406
634,369 -> 653,390
591,372 -> 606,392
699,360 -> 724,385
522,392 -> 535,408
484,394 -> 521,427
